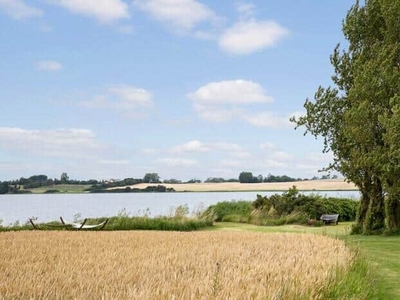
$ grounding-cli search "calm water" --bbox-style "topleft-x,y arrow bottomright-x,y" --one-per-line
0,191 -> 360,225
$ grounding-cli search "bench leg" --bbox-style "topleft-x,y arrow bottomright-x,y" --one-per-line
29,219 -> 39,230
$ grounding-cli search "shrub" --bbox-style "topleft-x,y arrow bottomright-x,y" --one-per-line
250,186 -> 358,226
200,200 -> 253,222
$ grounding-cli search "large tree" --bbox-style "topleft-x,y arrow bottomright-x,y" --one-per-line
291,0 -> 400,234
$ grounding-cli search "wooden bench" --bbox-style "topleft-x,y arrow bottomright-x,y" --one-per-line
320,214 -> 339,225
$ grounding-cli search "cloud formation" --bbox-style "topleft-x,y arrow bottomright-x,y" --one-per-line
134,0 -> 218,33
242,112 -> 292,128
49,0 -> 129,23
0,127 -> 105,158
36,60 -> 63,71
189,79 -> 273,122
156,158 -> 198,167
0,0 -> 43,20
219,20 -> 289,55
80,85 -> 153,117
171,140 -> 210,153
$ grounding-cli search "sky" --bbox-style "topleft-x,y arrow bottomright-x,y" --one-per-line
0,0 -> 353,182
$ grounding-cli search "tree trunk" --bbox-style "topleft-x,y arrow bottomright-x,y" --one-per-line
355,177 -> 385,234
384,192 -> 400,233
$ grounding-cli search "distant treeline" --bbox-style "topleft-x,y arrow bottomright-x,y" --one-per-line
0,172 -> 338,194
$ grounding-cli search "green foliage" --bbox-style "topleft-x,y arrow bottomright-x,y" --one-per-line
87,185 -> 175,193
0,182 -> 9,194
318,246 -> 378,299
251,187 -> 358,226
263,174 -> 298,182
202,187 -> 358,227
238,171 -> 259,183
291,0 -> 400,234
204,177 -> 226,183
44,189 -> 61,194
89,215 -> 213,231
201,200 -> 253,222
348,234 -> 400,298
2,214 -> 213,232
143,173 -> 161,183
221,214 -> 249,223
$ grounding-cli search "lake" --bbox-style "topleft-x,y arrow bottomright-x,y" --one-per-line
0,190 -> 360,226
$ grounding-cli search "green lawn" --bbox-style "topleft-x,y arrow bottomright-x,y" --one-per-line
211,222 -> 400,299
347,235 -> 400,298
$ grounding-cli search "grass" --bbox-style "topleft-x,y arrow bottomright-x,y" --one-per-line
0,231 -> 353,299
209,221 -> 352,236
210,222 -> 400,299
347,235 -> 400,298
0,215 -> 213,232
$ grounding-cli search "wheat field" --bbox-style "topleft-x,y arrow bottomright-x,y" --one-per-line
129,179 -> 357,192
0,231 -> 352,299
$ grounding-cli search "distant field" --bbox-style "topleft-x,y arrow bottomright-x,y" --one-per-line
131,179 -> 358,192
0,231 -> 352,299
27,184 -> 90,194
26,179 -> 358,194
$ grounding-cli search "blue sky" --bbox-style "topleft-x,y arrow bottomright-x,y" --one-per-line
0,0 -> 352,182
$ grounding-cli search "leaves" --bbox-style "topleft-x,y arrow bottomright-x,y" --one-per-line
292,0 -> 400,233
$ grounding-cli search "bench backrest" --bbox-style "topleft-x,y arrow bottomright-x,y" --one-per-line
320,214 -> 339,221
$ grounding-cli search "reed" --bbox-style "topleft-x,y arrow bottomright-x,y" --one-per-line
0,231 -> 353,299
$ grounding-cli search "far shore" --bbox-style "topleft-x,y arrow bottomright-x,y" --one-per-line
128,179 -> 358,192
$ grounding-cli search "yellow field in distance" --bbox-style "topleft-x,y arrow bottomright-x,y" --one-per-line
129,179 -> 358,192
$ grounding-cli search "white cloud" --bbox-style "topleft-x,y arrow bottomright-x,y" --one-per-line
270,151 -> 294,161
170,140 -> 248,162
219,20 -> 289,55
171,140 -> 210,153
109,86 -> 153,108
36,60 -> 63,71
259,142 -> 277,150
213,142 -> 242,152
80,85 -> 153,118
134,0 -> 217,33
235,2 -> 255,19
156,158 -> 198,167
189,79 -> 272,105
265,159 -> 289,168
142,148 -> 159,155
189,79 -> 273,122
0,0 -> 43,20
0,127 -> 106,158
98,159 -> 130,165
48,0 -> 129,23
192,105 -> 241,123
242,112 -> 291,128
306,152 -> 333,164
220,159 -> 242,168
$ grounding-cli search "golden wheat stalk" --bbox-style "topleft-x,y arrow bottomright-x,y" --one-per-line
0,231 -> 352,299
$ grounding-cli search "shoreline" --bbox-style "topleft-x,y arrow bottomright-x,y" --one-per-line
129,179 -> 358,193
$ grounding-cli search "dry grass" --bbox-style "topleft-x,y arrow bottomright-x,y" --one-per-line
0,231 -> 352,299
130,179 -> 357,192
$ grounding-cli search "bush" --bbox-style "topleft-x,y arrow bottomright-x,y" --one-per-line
44,189 -> 61,194
201,186 -> 358,227
251,186 -> 358,226
201,200 -> 253,222
221,214 -> 249,223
